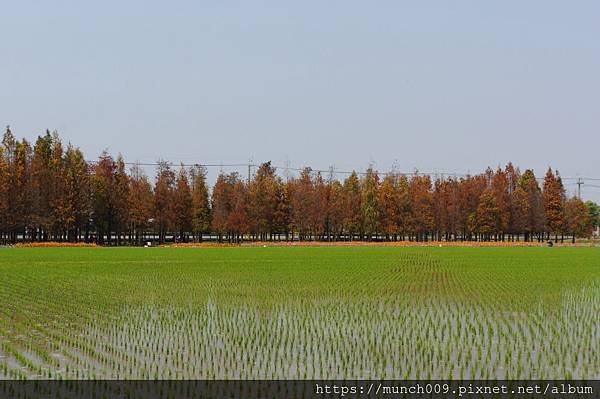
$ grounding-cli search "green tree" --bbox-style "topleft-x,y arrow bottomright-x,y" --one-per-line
49,133 -> 68,240
342,172 -> 361,240
585,201 -> 599,232
112,156 -> 130,245
564,197 -> 593,242
91,153 -> 112,244
172,165 -> 193,242
14,139 -> 32,242
190,165 -> 211,242
153,161 -> 175,244
63,145 -> 91,242
1,126 -> 17,242
30,131 -> 54,240
519,170 -> 545,242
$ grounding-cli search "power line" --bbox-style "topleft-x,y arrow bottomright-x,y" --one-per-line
85,159 -> 600,183
87,160 -> 250,168
86,159 -> 468,178
269,164 -> 464,178
128,162 -> 250,168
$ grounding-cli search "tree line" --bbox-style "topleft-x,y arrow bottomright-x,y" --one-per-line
0,127 -> 597,245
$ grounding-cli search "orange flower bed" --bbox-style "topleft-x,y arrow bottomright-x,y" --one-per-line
15,242 -> 98,248
243,240 -> 593,247
161,242 -> 241,248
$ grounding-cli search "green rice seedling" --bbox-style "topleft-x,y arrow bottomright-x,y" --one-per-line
0,246 -> 598,379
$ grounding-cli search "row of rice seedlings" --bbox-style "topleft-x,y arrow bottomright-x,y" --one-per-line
43,280 -> 595,379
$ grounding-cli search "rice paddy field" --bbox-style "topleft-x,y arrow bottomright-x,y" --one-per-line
0,246 -> 598,380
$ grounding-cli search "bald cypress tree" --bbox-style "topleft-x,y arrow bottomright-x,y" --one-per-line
128,163 -> 154,245
190,165 -> 211,242
247,162 -> 279,240
227,175 -> 248,243
475,189 -> 501,241
361,167 -> 380,241
343,171 -> 361,241
91,152 -> 115,245
49,133 -> 67,240
491,168 -> 510,240
511,186 -> 529,241
273,178 -> 291,241
311,172 -> 328,240
1,128 -> 16,239
519,170 -> 545,242
13,139 -> 32,242
289,168 -> 313,241
379,173 -> 399,241
30,131 -> 54,240
542,168 -> 565,242
63,145 -> 90,242
327,180 -> 345,241
409,174 -> 434,241
505,163 -> 521,240
153,161 -> 175,244
211,173 -> 230,243
113,156 -> 130,245
0,145 -> 8,243
173,165 -> 193,242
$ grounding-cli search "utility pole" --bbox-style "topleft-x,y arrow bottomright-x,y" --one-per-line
576,177 -> 584,199
247,158 -> 255,184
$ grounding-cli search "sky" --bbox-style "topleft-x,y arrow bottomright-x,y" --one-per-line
2,1 -> 599,200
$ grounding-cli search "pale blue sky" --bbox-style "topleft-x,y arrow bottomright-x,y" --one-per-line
2,1 -> 599,199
